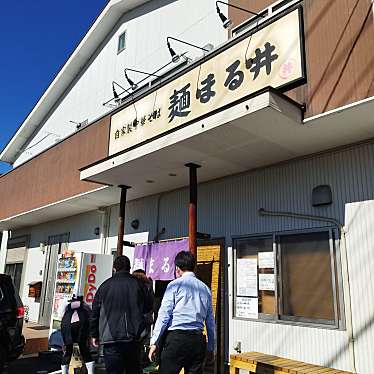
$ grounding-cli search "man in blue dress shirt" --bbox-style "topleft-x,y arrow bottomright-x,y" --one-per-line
148,251 -> 215,374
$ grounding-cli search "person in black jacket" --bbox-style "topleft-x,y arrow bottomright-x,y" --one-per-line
132,269 -> 155,368
90,255 -> 153,374
60,295 -> 94,374
132,269 -> 155,339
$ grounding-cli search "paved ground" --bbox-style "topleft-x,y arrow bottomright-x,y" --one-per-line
4,325 -> 156,373
4,352 -> 62,374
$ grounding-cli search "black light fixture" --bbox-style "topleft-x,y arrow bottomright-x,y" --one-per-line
124,68 -> 161,91
124,70 -> 138,90
196,232 -> 211,240
112,81 -> 119,99
167,41 -> 180,63
216,1 -> 265,29
69,120 -> 82,130
167,36 -> 209,63
131,219 -> 140,230
312,185 -> 333,206
106,81 -> 132,105
123,240 -> 136,248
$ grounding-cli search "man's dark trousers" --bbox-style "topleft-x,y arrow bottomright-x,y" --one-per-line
103,341 -> 142,374
159,330 -> 207,374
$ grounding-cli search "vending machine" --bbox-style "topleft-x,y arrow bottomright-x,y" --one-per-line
50,251 -> 113,332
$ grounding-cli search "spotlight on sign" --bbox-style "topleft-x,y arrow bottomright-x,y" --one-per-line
112,82 -> 119,99
167,41 -> 180,63
167,36 -> 209,64
124,70 -> 138,90
216,4 -> 232,29
215,1 -> 265,29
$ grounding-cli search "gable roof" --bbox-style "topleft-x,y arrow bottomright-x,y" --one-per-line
0,0 -> 151,164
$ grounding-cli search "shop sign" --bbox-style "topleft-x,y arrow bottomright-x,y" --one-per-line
109,7 -> 305,156
83,254 -> 98,305
133,239 -> 189,280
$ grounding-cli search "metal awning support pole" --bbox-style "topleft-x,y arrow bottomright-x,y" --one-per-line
185,163 -> 201,259
117,185 -> 130,256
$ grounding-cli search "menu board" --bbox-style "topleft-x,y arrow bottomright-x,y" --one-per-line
236,258 -> 258,297
236,297 -> 258,319
259,274 -> 275,291
258,251 -> 275,269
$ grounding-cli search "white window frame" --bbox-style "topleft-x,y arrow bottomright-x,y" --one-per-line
117,30 -> 127,54
233,227 -> 344,329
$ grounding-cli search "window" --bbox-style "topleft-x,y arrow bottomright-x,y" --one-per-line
235,237 -> 276,320
5,263 -> 23,293
117,31 -> 127,53
234,229 -> 340,327
279,232 -> 336,323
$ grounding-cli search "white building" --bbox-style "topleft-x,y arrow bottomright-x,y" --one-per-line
1,0 -> 374,373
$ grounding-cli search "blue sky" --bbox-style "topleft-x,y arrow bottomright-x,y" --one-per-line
0,1 -> 108,174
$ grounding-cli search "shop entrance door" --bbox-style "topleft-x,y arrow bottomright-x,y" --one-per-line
38,233 -> 69,326
196,240 -> 225,374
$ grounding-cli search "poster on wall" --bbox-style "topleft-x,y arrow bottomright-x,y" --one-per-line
236,296 -> 258,319
259,273 -> 275,291
258,251 -> 275,269
236,258 -> 258,297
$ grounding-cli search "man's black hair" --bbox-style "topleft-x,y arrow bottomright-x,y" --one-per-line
175,251 -> 195,271
133,269 -> 146,275
113,255 -> 131,272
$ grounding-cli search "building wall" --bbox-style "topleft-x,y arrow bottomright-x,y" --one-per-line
99,141 -> 374,372
11,206 -> 151,322
229,0 -> 374,117
345,200 -> 374,374
10,139 -> 374,370
14,210 -> 104,322
13,0 -> 228,167
0,116 -> 109,221
3,0 -> 373,222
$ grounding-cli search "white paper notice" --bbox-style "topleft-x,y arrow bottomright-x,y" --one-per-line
259,273 -> 275,291
236,297 -> 258,319
258,251 -> 274,269
236,258 -> 258,297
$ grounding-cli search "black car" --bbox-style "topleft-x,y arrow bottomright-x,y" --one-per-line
0,274 -> 25,371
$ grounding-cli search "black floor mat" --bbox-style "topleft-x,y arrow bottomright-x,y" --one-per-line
4,352 -> 62,374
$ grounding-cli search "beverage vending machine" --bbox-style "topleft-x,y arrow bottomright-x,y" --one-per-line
50,251 -> 113,332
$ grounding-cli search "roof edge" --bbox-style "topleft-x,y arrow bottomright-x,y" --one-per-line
0,0 -> 151,164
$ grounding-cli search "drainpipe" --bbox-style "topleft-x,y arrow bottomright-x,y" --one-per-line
117,185 -> 131,256
98,207 -> 110,254
258,208 -> 357,373
185,163 -> 201,259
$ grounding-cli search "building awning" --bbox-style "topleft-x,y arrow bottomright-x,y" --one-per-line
3,90 -> 374,231
80,89 -> 303,199
0,186 -> 120,231
81,88 -> 374,203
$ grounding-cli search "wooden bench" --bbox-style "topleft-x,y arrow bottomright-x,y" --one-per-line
230,352 -> 355,374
